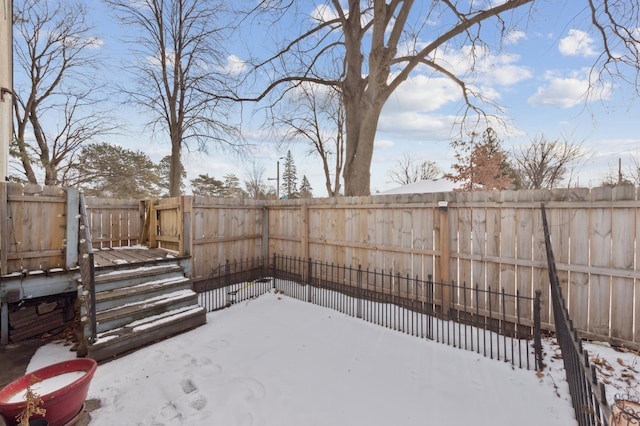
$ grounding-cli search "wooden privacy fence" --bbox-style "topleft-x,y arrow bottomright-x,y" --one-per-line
134,187 -> 640,349
0,183 -> 76,274
1,182 -> 639,349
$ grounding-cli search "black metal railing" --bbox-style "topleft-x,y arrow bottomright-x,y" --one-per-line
195,257 -> 272,310
196,254 -> 543,370
78,192 -> 97,343
541,203 -> 611,426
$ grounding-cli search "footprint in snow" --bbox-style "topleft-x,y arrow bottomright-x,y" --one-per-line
181,378 -> 197,394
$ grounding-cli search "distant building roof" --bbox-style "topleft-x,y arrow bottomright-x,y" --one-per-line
378,178 -> 458,195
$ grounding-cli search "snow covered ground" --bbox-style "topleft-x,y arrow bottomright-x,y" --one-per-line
24,291 -> 639,426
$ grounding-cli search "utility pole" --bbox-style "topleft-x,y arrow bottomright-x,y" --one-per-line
0,0 -> 12,182
267,157 -> 285,199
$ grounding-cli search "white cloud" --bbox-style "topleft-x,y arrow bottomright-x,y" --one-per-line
377,111 -> 459,141
527,70 -> 612,108
505,30 -> 527,45
222,55 -> 247,75
387,74 -> 461,113
558,29 -> 598,57
528,76 -> 587,108
430,46 -> 532,87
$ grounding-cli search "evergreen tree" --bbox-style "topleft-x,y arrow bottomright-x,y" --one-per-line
281,150 -> 298,199
71,142 -> 161,198
223,173 -> 246,198
299,175 -> 313,198
190,174 -> 226,197
158,156 -> 186,197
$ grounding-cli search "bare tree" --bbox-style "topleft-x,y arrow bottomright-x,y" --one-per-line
387,154 -> 442,186
105,0 -> 241,196
243,162 -> 270,200
277,83 -> 344,197
588,0 -> 640,95
237,1 -> 535,196
11,0 -> 111,186
599,156 -> 640,187
235,1 -> 640,196
512,135 -> 590,189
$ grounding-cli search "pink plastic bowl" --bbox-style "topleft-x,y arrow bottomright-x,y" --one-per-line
0,358 -> 97,426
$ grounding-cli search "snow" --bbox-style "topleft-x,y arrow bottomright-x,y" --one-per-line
96,264 -> 178,278
6,372 -> 86,403
21,291 -> 638,425
377,178 -> 458,195
112,245 -> 150,250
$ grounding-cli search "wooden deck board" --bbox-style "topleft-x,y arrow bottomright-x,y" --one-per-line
93,247 -> 181,269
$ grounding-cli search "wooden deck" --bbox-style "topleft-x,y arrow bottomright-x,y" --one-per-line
92,247 -> 183,269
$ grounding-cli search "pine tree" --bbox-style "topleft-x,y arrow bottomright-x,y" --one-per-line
222,174 -> 246,198
299,175 -> 313,198
281,150 -> 298,199
190,174 -> 226,197
71,142 -> 162,198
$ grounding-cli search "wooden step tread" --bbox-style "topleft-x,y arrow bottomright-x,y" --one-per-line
96,289 -> 198,322
95,275 -> 191,302
87,306 -> 206,362
94,264 -> 183,284
91,305 -> 206,349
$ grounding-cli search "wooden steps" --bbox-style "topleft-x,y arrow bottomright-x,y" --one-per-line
86,259 -> 206,362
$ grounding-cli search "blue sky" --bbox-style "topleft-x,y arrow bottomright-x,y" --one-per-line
23,1 -> 640,196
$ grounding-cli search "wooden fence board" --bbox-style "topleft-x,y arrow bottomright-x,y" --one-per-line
611,187 -> 635,341
471,195 -> 486,315
589,188 -> 613,336
569,205 -> 590,331
499,192 -> 516,311
516,204 -> 533,319
457,200 -> 472,290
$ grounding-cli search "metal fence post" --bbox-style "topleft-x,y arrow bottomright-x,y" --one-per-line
272,254 -> 277,291
356,265 -> 362,318
534,289 -> 544,371
307,257 -> 312,303
225,259 -> 230,288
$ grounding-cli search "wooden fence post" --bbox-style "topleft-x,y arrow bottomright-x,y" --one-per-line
262,207 -> 269,259
301,203 -> 309,262
138,200 -> 148,245
148,198 -> 157,249
180,196 -> 192,256
439,201 -> 451,312
65,187 -> 79,269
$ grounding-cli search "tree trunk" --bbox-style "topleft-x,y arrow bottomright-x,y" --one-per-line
343,105 -> 380,196
342,58 -> 386,196
169,127 -> 183,197
14,139 -> 38,184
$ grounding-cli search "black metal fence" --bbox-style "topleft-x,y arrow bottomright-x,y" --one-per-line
541,203 -> 611,426
195,257 -> 272,309
195,254 -> 543,370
